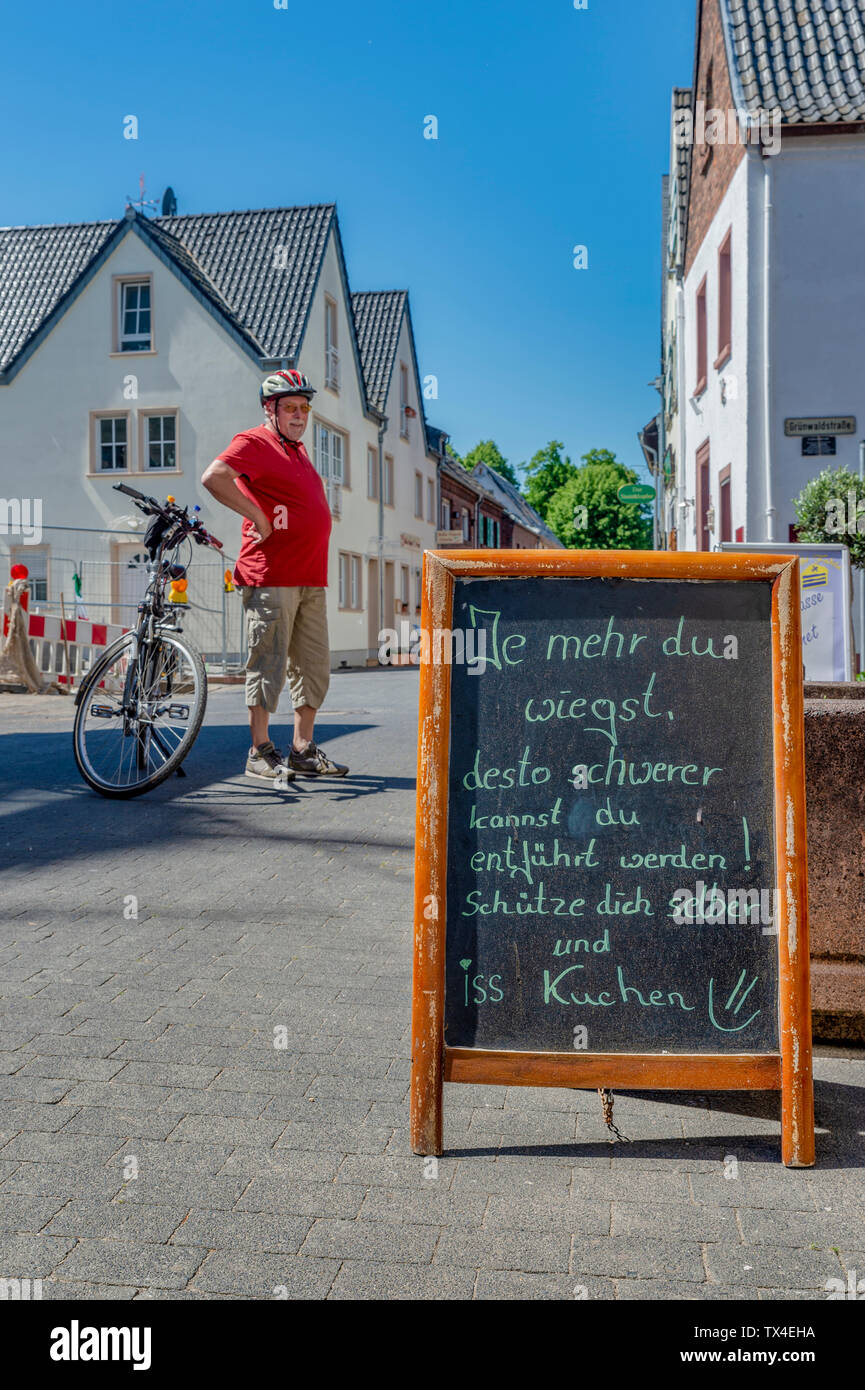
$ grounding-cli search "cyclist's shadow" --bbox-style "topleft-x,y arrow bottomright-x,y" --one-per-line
177,723 -> 413,803
185,772 -> 411,804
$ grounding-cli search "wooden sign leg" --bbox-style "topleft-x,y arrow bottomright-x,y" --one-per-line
780,986 -> 816,1167
410,553 -> 450,1158
410,995 -> 443,1156
781,1074 -> 815,1168
773,559 -> 815,1168
778,889 -> 815,1167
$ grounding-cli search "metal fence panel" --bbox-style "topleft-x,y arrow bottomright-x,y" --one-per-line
4,526 -> 247,670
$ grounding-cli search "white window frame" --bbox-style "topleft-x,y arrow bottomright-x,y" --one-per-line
325,297 -> 340,391
141,411 -> 178,470
351,554 -> 361,610
383,454 -> 394,507
338,551 -> 362,610
117,278 -> 152,352
441,498 -> 451,530
400,364 -> 410,439
314,420 -> 346,516
427,478 -> 434,523
414,471 -> 423,519
400,564 -> 410,610
367,446 -> 379,500
94,412 -> 130,472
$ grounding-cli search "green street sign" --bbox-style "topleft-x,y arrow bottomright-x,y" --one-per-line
617,483 -> 655,504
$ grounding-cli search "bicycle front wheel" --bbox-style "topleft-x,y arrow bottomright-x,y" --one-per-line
73,631 -> 207,798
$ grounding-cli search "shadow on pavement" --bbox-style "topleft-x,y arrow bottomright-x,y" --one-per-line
0,721 -> 417,874
446,1077 -> 865,1168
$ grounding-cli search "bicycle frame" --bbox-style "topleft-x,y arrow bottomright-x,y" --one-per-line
120,529 -> 189,747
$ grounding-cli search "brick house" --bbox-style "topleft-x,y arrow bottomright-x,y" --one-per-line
656,0 -> 865,582
469,461 -> 563,548
437,453 -> 496,548
435,453 -> 562,550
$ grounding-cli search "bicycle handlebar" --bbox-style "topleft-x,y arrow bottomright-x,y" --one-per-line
193,525 -> 223,550
114,481 -> 159,507
112,483 -> 222,552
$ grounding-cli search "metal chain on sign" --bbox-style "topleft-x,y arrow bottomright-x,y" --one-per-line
597,1087 -> 630,1143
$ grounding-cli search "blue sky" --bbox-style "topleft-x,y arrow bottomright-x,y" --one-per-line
2,0 -> 695,481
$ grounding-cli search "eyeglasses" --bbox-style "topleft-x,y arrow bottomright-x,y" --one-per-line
278,400 -> 311,415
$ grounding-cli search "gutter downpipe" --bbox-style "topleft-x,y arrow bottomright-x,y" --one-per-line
859,439 -> 864,673
644,434 -> 660,549
436,435 -> 447,547
762,149 -> 776,541
675,277 -> 687,548
656,404 -> 666,549
377,417 -> 386,653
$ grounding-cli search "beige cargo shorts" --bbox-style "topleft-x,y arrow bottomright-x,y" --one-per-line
241,586 -> 331,714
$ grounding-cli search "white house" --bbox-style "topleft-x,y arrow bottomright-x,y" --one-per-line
656,0 -> 865,590
0,202 -> 442,666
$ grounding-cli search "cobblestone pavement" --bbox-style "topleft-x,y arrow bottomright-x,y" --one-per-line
0,672 -> 863,1301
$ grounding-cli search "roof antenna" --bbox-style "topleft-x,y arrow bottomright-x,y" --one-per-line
124,173 -> 159,218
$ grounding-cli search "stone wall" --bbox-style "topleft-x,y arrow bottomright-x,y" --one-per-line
804,683 -> 865,1041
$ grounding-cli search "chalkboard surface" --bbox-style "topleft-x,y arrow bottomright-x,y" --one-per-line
444,577 -> 779,1055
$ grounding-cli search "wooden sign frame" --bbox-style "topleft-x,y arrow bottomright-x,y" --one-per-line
410,550 -> 815,1168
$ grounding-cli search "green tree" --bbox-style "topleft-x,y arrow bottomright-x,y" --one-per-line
462,439 -> 521,489
546,450 -> 653,549
793,466 -> 865,569
523,441 -> 578,520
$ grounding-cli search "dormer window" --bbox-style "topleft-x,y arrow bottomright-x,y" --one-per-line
400,364 -> 410,439
117,278 -> 152,352
325,298 -> 340,391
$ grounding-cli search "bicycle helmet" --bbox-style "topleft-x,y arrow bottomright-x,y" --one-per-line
260,369 -> 316,403
260,370 -> 316,449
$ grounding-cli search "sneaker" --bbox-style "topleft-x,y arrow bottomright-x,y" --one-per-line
245,741 -> 296,781
288,741 -> 349,777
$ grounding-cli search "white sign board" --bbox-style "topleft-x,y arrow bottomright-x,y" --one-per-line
720,541 -> 854,681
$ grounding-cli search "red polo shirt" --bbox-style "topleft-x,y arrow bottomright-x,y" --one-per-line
219,424 -> 332,587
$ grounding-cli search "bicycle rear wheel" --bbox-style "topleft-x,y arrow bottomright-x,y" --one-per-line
73,631 -> 207,798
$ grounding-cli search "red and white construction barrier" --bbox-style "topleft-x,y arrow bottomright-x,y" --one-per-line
18,613 -> 128,686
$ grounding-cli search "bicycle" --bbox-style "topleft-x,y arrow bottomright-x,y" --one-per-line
73,483 -> 223,798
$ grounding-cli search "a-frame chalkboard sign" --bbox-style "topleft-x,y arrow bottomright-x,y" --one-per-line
410,550 -> 814,1167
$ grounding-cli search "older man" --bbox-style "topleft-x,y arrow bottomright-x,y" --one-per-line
202,370 -> 348,781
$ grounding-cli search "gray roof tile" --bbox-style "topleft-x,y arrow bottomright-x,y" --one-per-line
672,88 -> 693,252
722,0 -> 865,121
0,220 -> 116,373
0,204 -> 336,378
350,290 -> 407,413
154,204 -> 335,359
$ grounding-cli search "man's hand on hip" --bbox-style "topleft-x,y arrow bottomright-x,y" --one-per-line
248,512 -> 273,545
